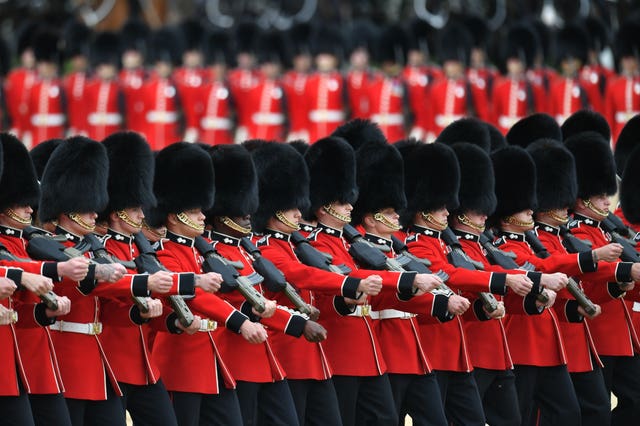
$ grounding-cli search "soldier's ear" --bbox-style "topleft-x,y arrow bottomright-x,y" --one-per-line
362,213 -> 375,229
166,213 -> 179,227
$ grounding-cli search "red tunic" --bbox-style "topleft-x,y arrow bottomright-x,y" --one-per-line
4,68 -> 36,139
282,70 -> 309,140
63,71 -> 89,136
228,68 -> 260,140
119,68 -> 147,135
84,79 -> 123,141
604,75 -> 640,145
244,79 -> 286,141
402,65 -> 441,140
140,76 -> 181,150
346,70 -> 374,119
28,78 -> 66,146
579,65 -> 607,115
197,80 -> 234,145
366,76 -> 406,142
491,77 -> 546,134
304,72 -> 346,143
174,67 -> 208,140
548,78 -> 589,125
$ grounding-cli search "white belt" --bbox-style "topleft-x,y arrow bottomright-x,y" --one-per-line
50,321 -> 103,335
615,111 -> 640,123
371,113 -> 404,126
369,309 -> 416,320
308,109 -> 344,123
251,112 -> 285,125
633,302 -> 640,313
199,318 -> 218,332
435,114 -> 464,128
498,115 -> 522,129
201,116 -> 232,130
88,112 -> 122,126
31,113 -> 65,127
146,111 -> 178,123
347,305 -> 371,317
0,310 -> 18,325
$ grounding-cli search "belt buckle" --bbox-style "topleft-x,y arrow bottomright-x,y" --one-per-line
10,310 -> 18,324
91,322 -> 102,335
207,319 -> 217,331
361,304 -> 370,317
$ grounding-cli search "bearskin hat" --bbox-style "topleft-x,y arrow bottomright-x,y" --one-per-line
614,19 -> 640,61
393,138 -> 422,204
256,30 -> 290,66
251,142 -> 310,233
0,36 -> 10,77
527,139 -> 577,211
0,133 -> 38,211
16,20 -> 39,56
287,22 -> 312,57
463,14 -> 491,50
436,117 -> 491,153
561,109 -> 611,141
407,18 -> 434,55
241,139 -> 269,152
351,141 -> 406,226
486,122 -> 507,152
506,114 -> 562,148
584,16 -> 610,52
153,142 -> 215,220
62,19 -> 91,60
235,21 -> 259,55
555,23 -> 589,65
438,22 -> 472,65
503,24 -> 539,68
148,27 -> 183,66
401,142 -> 460,225
39,136 -> 109,223
452,142 -> 496,216
492,146 -> 537,219
179,19 -> 205,52
375,25 -> 409,65
345,19 -> 377,56
332,119 -> 387,151
33,29 -> 60,63
620,145 -> 640,223
311,23 -> 343,58
121,18 -> 150,54
565,131 -> 617,199
614,114 -> 640,175
206,144 -> 258,218
30,139 -> 63,181
204,30 -> 233,66
304,137 -> 358,220
90,32 -> 122,68
101,132 -> 156,216
289,140 -> 309,156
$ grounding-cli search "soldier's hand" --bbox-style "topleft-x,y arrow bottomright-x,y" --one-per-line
358,275 -> 383,296
541,273 -> 568,292
195,272 -> 223,293
578,303 -> 601,319
485,301 -> 505,319
254,300 -> 276,318
21,272 -> 54,295
307,305 -> 320,321
0,277 -> 17,299
447,294 -> 470,315
536,289 -> 557,309
46,296 -> 71,317
619,281 -> 635,292
303,320 -> 327,343
0,305 -> 15,325
343,296 -> 366,306
177,315 -> 201,335
95,263 -> 127,282
594,244 -> 623,263
239,320 -> 268,344
57,257 -> 90,281
630,263 -> 640,282
413,273 -> 443,294
141,298 -> 163,318
505,274 -> 533,296
147,271 -> 173,294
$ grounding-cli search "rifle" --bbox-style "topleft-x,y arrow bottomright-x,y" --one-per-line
132,232 -> 194,327
193,236 -> 266,313
289,231 -> 352,275
607,213 -> 638,242
341,224 -> 409,272
599,217 -> 640,263
558,225 -> 592,253
240,238 -> 312,315
524,230 -> 597,316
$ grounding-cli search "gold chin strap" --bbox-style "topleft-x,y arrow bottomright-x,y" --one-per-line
421,211 -> 447,230
116,210 -> 143,229
68,213 -> 96,231
373,212 -> 401,231
504,215 -> 535,228
546,210 -> 570,224
219,216 -> 251,235
323,204 -> 351,223
275,211 -> 300,231
457,214 -> 485,232
142,220 -> 166,239
176,212 -> 205,232
5,208 -> 31,225
582,199 -> 609,218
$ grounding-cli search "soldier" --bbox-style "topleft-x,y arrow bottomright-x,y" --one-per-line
150,142 -> 266,426
580,16 -> 614,116
119,18 -> 150,136
614,114 -> 640,225
282,23 -> 312,141
344,19 -> 377,120
463,14 -> 497,113
565,132 -> 640,425
61,20 -> 91,137
85,32 -> 124,140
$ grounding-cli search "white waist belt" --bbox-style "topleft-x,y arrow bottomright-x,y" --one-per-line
201,117 -> 232,130
347,305 -> 371,317
615,111 -> 640,123
633,302 -> 640,313
0,310 -> 18,325
371,113 -> 404,125
88,112 -> 122,126
370,309 -> 416,320
146,111 -> 178,123
199,318 -> 218,332
50,321 -> 103,335
31,113 -> 65,127
308,109 -> 344,123
252,112 -> 285,125
435,114 -> 463,128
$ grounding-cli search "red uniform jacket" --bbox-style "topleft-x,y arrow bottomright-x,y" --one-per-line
28,78 -> 66,146
282,70 -> 309,140
579,65 -> 608,115
4,68 -> 36,139
604,75 -> 640,145
304,72 -> 346,143
366,76 -> 407,142
63,71 -> 89,136
403,65 -> 441,139
141,76 -> 181,150
491,77 -> 546,134
548,78 -> 589,125
346,70 -> 374,119
567,214 -> 640,356
119,68 -> 147,135
244,79 -> 286,141
228,68 -> 260,139
197,80 -> 234,145
84,79 -> 124,141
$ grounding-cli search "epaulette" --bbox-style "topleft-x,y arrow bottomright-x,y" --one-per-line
493,236 -> 507,247
567,219 -> 581,230
256,235 -> 270,247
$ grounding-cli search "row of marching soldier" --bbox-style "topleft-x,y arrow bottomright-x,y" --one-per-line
3,105 -> 640,426
3,13 -> 640,150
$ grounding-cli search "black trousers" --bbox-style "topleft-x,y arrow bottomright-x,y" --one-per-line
235,379 -> 300,426
473,368 -> 521,426
171,386 -> 243,426
388,373 -> 447,426
287,379 -> 342,426
65,380 -> 126,426
570,366 -> 611,426
0,375 -> 35,426
120,379 -> 177,426
513,364 -> 581,426
332,374 -> 397,426
434,370 -> 485,426
601,355 -> 640,426
29,393 -> 72,426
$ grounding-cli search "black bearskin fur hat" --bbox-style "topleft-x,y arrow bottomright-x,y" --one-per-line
332,119 -> 388,151
436,117 -> 491,153
452,142 -> 496,216
492,146 -> 537,219
614,114 -> 640,175
561,109 -> 611,142
0,133 -> 39,212
527,138 -> 577,211
506,113 -> 562,148
565,131 -> 617,199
